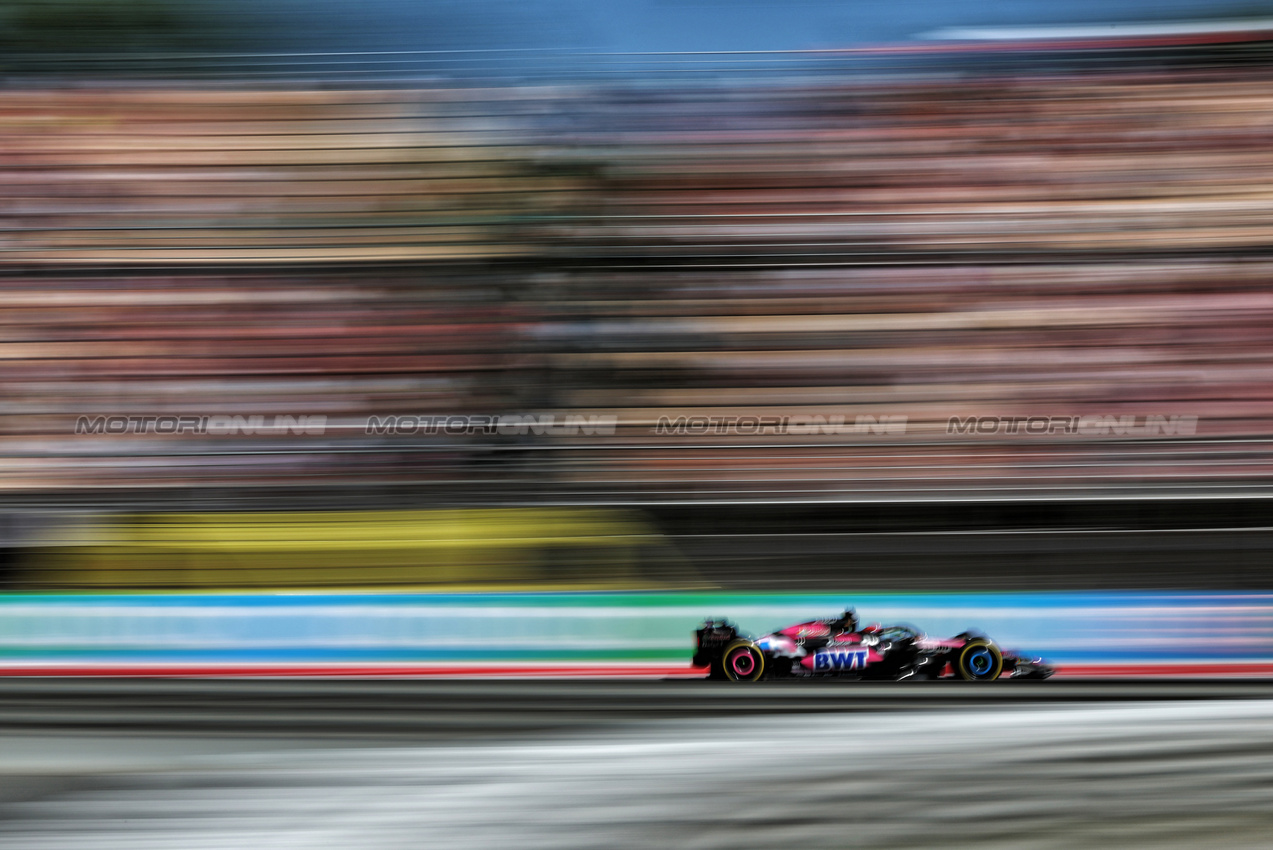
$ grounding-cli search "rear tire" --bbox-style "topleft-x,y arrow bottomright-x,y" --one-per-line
955,639 -> 1003,681
721,641 -> 766,682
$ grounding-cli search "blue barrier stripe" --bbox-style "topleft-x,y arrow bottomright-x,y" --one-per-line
1,591 -> 1271,667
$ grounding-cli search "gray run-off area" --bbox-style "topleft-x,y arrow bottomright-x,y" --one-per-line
2,684 -> 1273,848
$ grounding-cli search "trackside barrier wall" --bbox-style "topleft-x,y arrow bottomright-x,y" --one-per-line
0,592 -> 1271,673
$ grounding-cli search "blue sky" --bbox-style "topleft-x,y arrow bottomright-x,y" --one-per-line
248,0 -> 1273,52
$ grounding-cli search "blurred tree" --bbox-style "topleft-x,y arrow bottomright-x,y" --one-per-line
0,0 -> 241,54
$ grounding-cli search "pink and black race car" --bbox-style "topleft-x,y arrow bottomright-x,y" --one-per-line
693,608 -> 1053,682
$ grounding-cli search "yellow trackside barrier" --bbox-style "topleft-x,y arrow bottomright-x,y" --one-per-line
19,508 -> 700,591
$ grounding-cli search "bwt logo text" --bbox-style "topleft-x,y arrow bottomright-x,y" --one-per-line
75,415 -> 327,436
812,648 -> 870,672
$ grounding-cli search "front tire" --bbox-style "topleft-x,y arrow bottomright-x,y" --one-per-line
721,641 -> 766,682
955,639 -> 1003,681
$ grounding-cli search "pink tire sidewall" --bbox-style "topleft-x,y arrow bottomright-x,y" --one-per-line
722,643 -> 764,682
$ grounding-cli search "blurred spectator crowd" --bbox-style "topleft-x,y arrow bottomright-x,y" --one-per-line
4,62 -> 1273,506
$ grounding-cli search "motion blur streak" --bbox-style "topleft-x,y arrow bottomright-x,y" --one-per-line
5,59 -> 1273,507
2,591 -> 1272,672
5,8 -> 1273,849
4,699 -> 1273,848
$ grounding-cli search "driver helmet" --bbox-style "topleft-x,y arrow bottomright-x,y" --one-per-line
838,607 -> 858,633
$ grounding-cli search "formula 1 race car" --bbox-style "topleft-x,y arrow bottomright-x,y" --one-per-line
693,609 -> 1053,682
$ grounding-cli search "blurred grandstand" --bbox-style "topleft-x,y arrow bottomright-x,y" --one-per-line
3,32 -> 1273,586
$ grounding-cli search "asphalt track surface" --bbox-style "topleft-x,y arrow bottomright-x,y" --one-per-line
5,678 -> 1273,735
4,680 -> 1273,848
